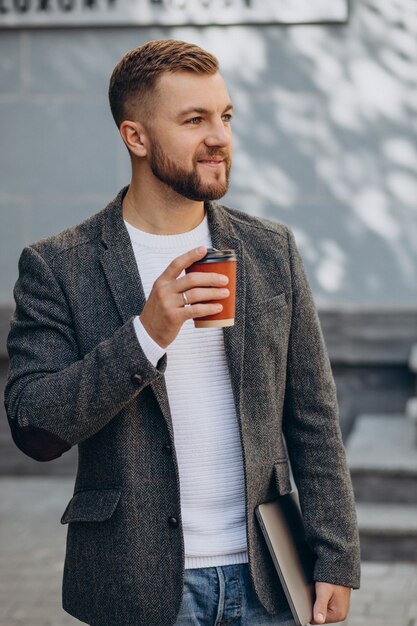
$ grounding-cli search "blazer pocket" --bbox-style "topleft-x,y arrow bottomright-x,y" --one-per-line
60,487 -> 122,524
247,292 -> 287,317
273,460 -> 292,496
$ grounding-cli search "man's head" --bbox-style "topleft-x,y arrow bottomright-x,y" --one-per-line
109,39 -> 219,128
109,40 -> 233,202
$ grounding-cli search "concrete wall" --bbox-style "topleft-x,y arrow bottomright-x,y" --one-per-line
0,0 -> 416,308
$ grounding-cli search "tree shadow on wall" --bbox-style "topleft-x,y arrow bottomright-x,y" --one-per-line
199,0 -> 417,307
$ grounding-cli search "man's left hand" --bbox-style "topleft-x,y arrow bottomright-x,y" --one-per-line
311,582 -> 351,624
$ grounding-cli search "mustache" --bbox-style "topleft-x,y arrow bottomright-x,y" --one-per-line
195,148 -> 231,161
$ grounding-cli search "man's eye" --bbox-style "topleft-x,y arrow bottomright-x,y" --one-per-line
222,114 -> 233,123
186,117 -> 203,125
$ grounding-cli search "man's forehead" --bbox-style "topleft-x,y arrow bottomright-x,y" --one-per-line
156,71 -> 231,110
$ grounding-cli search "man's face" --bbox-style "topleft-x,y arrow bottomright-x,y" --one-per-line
145,71 -> 233,202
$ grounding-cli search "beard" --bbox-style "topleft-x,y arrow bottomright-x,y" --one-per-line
149,139 -> 231,202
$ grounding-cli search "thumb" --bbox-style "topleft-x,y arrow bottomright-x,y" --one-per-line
313,584 -> 329,624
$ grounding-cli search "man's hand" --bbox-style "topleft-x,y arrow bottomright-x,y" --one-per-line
311,582 -> 351,624
140,246 -> 230,348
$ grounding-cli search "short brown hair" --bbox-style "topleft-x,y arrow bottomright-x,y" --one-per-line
108,39 -> 219,128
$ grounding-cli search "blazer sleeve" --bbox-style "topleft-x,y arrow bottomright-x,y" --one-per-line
4,245 -> 166,462
282,228 -> 361,590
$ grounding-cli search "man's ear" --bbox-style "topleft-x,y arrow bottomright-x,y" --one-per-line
119,120 -> 148,158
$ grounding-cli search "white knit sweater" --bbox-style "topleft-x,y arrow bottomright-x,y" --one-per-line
124,215 -> 248,569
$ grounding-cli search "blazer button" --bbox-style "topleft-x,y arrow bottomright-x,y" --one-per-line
163,443 -> 172,454
168,516 -> 179,528
131,374 -> 143,385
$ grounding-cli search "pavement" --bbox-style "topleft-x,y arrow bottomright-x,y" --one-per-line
1,477 -> 416,626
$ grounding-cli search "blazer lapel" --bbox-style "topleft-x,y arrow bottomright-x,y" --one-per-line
207,203 -> 246,416
99,188 -> 146,325
99,188 -> 174,438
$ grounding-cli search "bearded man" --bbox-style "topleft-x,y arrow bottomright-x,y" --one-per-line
5,39 -> 360,626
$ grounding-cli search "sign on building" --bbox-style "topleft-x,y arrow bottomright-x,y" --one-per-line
0,0 -> 348,28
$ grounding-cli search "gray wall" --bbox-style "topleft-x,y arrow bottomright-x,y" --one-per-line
1,1 -> 417,475
0,0 -> 416,309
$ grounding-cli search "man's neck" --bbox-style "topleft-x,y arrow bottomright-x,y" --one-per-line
122,177 -> 206,235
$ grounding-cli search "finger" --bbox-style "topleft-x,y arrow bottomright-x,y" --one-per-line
182,302 -> 223,320
179,287 -> 230,307
176,271 -> 229,293
312,584 -> 331,624
161,247 -> 207,281
312,605 -> 326,624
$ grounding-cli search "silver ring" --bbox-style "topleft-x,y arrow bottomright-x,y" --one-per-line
181,291 -> 189,306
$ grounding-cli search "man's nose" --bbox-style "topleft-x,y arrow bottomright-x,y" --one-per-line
205,119 -> 231,147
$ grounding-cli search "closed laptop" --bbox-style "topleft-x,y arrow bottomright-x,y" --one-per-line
255,492 -> 315,626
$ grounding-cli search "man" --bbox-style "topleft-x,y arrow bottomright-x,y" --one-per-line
5,40 -> 360,625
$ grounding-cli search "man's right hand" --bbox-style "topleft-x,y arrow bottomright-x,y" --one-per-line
140,246 -> 230,348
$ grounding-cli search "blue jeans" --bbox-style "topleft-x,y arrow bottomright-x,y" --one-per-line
174,563 -> 296,625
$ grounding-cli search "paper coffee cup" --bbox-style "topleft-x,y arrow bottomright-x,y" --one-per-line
186,248 -> 237,328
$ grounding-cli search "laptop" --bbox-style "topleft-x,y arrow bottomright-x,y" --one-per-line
255,491 -> 315,626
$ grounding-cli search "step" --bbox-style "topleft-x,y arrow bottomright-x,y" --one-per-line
406,397 -> 417,446
408,343 -> 417,373
406,397 -> 417,421
406,396 -> 417,437
346,414 -> 417,504
357,502 -> 417,562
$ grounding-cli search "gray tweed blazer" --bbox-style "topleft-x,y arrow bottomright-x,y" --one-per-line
5,187 -> 360,626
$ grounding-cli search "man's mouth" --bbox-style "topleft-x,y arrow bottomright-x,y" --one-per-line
197,157 -> 226,167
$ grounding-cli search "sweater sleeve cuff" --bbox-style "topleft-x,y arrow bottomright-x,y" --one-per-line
133,316 -> 166,367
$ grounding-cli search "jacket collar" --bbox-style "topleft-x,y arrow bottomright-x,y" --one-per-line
206,199 -> 246,419
100,186 -> 147,326
100,185 -> 235,248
